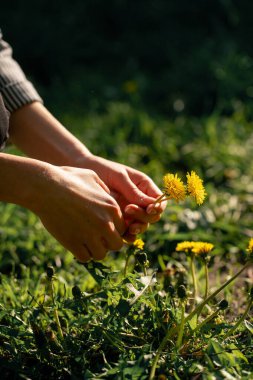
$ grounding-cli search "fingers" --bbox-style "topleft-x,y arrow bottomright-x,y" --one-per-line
104,221 -> 124,250
127,169 -> 163,199
127,221 -> 149,235
124,204 -> 161,224
71,244 -> 92,263
122,232 -> 137,243
113,171 -> 156,207
146,201 -> 167,214
107,202 -> 126,236
74,219 -> 124,262
73,233 -> 123,263
84,239 -> 107,261
95,175 -> 111,194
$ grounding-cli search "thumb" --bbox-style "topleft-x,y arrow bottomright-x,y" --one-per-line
116,173 -> 155,207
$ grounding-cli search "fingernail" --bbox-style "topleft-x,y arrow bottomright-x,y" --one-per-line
125,207 -> 135,215
147,206 -> 157,215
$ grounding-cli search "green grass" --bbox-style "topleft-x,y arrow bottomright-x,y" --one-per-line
0,102 -> 253,379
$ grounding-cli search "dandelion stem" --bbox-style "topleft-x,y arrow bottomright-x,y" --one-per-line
204,261 -> 209,299
223,298 -> 253,340
187,262 -> 250,322
197,260 -> 209,316
193,308 -> 219,334
176,302 -> 185,350
149,262 -> 250,380
124,254 -> 131,277
149,326 -> 175,380
189,255 -> 197,312
153,193 -> 167,204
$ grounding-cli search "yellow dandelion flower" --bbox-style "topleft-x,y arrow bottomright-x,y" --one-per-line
192,242 -> 214,256
176,241 -> 196,253
133,238 -> 145,250
163,173 -> 186,202
176,241 -> 214,257
186,171 -> 206,205
247,238 -> 253,254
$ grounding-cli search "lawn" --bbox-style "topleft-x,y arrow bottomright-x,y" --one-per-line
0,102 -> 253,379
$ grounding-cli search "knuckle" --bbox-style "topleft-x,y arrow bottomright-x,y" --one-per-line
117,169 -> 126,179
107,199 -> 120,214
87,169 -> 98,179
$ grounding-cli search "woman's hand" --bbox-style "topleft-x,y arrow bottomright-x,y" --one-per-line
33,165 -> 126,261
0,154 -> 125,262
77,155 -> 166,241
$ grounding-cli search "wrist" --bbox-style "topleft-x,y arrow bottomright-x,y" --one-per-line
0,153 -> 52,212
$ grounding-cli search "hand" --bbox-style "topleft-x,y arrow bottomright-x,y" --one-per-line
32,166 -> 125,261
77,155 -> 166,241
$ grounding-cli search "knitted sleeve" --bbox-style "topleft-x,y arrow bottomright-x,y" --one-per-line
0,30 -> 43,113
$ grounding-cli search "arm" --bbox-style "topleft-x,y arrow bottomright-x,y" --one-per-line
0,152 -> 125,261
9,102 -> 166,241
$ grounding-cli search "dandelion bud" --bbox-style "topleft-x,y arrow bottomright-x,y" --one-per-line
177,285 -> 187,299
136,251 -> 148,265
72,285 -> 82,298
218,299 -> 229,310
46,266 -> 55,279
167,284 -> 175,297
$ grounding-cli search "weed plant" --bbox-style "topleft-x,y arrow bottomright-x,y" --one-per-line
0,104 -> 253,379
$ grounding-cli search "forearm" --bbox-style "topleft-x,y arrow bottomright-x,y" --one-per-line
9,102 -> 92,166
0,152 -> 49,211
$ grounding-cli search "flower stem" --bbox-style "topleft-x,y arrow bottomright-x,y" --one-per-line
204,261 -> 209,299
193,308 -> 219,334
124,254 -> 131,277
223,298 -> 253,340
153,193 -> 167,204
197,261 -> 209,316
176,302 -> 185,350
149,326 -> 175,380
187,262 -> 250,323
149,262 -> 250,380
189,255 -> 197,312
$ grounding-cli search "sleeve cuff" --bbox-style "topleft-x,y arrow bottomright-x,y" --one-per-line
1,80 -> 43,113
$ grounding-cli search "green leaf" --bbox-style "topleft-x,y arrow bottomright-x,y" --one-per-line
207,339 -> 248,370
188,313 -> 198,330
244,320 -> 253,335
80,261 -> 119,286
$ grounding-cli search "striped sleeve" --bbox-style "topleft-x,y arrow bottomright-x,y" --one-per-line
0,30 -> 43,113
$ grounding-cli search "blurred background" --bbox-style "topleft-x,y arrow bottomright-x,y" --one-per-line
1,0 -> 253,117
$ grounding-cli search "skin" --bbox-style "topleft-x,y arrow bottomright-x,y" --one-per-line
1,101 -> 166,261
0,154 -> 125,262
